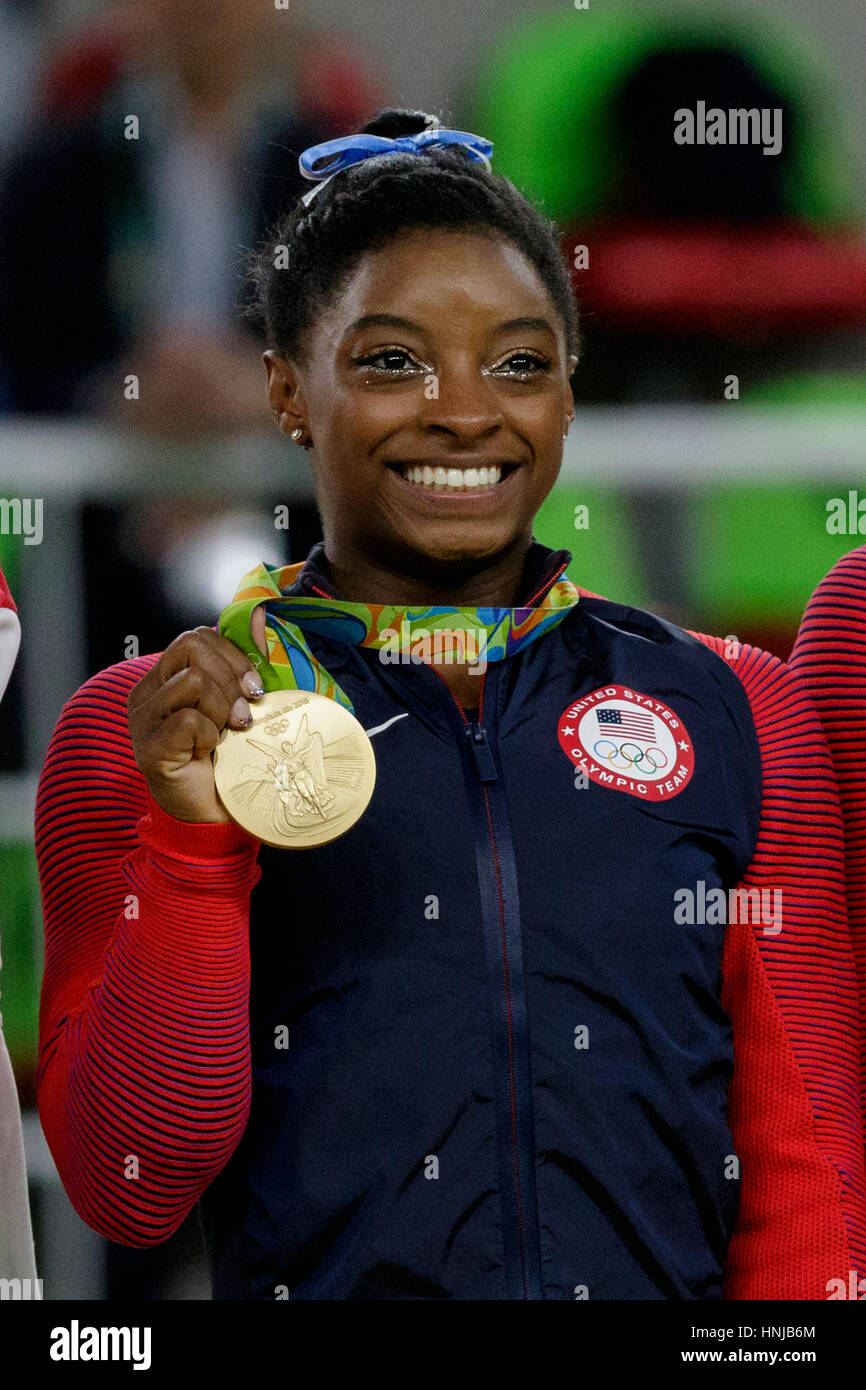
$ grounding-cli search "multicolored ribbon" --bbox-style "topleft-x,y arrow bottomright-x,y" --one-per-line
219,561 -> 580,713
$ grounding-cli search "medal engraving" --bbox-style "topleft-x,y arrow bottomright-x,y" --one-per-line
213,691 -> 376,848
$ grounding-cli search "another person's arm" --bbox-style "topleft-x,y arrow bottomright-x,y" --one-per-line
693,634 -> 866,1298
790,546 -> 866,1140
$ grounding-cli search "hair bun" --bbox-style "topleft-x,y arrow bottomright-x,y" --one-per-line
360,108 -> 440,141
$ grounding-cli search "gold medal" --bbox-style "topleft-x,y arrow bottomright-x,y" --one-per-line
213,690 -> 376,848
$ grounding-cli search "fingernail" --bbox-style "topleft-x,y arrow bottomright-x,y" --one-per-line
230,697 -> 252,727
242,672 -> 265,698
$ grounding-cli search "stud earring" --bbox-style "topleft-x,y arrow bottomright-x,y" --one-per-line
290,427 -> 304,443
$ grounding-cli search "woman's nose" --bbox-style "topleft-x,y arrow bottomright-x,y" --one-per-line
417,367 -> 506,440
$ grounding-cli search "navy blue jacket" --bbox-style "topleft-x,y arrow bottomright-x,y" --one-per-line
199,540 -> 763,1299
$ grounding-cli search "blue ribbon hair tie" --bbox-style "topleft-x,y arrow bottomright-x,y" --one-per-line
298,127 -> 494,207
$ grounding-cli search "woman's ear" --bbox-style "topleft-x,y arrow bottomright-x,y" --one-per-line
263,350 -> 306,437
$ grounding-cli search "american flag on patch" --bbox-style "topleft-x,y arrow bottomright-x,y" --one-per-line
596,706 -> 656,742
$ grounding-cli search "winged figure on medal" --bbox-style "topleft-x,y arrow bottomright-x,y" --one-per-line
231,712 -> 366,836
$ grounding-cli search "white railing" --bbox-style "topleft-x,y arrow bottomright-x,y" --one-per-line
0,406 -> 865,488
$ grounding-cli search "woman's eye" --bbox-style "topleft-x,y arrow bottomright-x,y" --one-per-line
354,348 -> 423,374
490,352 -> 552,378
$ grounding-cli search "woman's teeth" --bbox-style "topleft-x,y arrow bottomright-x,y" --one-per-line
400,464 -> 503,490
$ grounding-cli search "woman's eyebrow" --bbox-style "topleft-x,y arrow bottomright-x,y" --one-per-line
496,316 -> 556,335
345,314 -> 557,336
346,313 -> 421,334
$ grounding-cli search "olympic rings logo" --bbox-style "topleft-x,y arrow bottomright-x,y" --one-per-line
592,739 -> 670,774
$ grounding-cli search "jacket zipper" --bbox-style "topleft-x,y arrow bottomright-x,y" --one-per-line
429,664 -> 544,1300
304,560 -> 557,1298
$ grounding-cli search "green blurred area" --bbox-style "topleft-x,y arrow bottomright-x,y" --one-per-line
470,3 -> 861,228
534,479 -> 863,629
0,842 -> 41,1073
686,482 -> 861,626
0,523 -> 20,593
534,482 -> 650,606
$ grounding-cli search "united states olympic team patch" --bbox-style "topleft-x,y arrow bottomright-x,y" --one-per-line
558,685 -> 695,800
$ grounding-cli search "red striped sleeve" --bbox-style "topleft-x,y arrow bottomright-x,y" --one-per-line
36,655 -> 261,1246
690,633 -> 866,1298
790,545 -> 866,1140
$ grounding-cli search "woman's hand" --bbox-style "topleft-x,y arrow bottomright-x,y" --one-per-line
128,613 -> 267,823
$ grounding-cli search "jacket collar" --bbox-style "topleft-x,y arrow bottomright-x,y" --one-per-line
288,539 -> 573,606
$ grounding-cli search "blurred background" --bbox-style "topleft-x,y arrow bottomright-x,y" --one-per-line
2,0 -> 866,1298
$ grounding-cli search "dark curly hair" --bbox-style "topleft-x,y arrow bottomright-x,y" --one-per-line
246,107 -> 580,369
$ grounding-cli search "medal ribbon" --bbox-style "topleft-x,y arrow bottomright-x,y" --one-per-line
218,561 -> 581,711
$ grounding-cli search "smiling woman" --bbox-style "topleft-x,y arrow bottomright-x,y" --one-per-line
34,107 -> 866,1302
248,109 -> 578,624
261,230 -> 574,639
